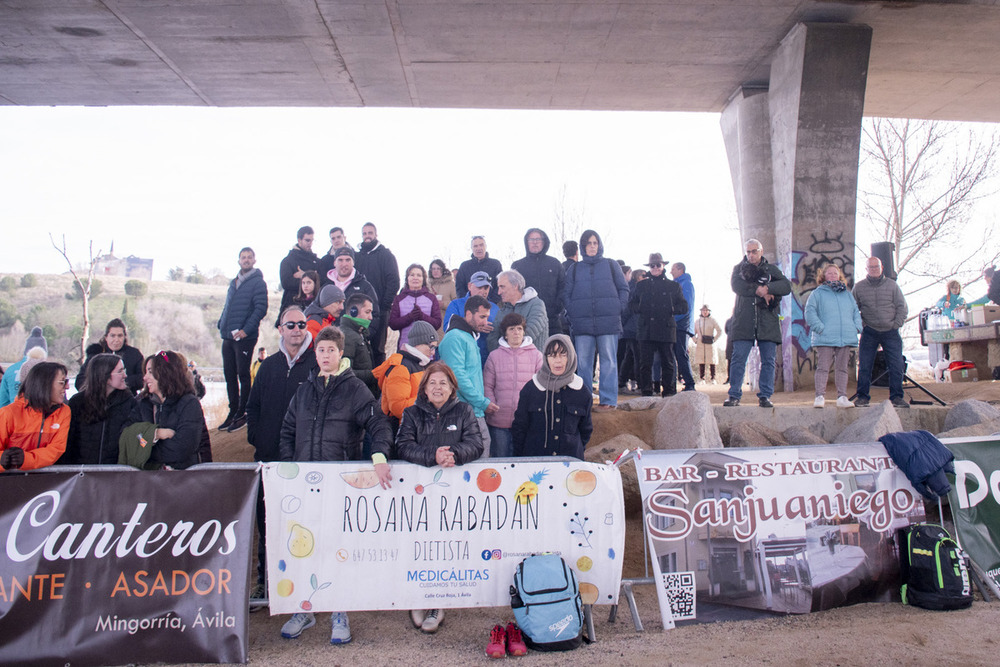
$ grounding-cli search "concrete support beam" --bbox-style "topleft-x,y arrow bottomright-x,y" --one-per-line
722,22 -> 871,392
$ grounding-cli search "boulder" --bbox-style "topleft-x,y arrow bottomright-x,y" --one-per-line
728,421 -> 789,448
585,433 -> 646,518
783,425 -> 828,446
617,396 -> 663,412
833,400 -> 904,444
653,391 -> 723,450
936,417 -> 1000,440
943,399 -> 1000,432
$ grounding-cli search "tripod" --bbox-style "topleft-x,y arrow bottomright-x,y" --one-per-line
849,351 -> 946,406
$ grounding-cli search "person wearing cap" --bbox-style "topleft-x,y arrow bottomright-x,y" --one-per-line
630,252 -> 688,397
0,326 -> 48,408
279,226 -> 320,315
373,320 -> 438,434
317,226 -> 353,284
217,247 -> 268,432
442,271 -> 499,367
455,235 -> 503,304
693,305 -> 723,383
325,247 -> 382,340
354,222 -> 400,366
304,284 -> 346,339
724,238 -> 791,408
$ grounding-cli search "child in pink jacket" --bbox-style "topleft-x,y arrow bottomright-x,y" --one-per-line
483,313 -> 543,457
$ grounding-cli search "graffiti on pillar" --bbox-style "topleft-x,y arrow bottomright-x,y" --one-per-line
787,232 -> 855,373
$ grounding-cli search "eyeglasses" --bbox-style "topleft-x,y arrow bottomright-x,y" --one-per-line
281,321 -> 308,330
747,248 -> 763,255
527,237 -> 543,243
649,263 -> 662,268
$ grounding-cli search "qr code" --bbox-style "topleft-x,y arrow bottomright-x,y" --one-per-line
662,572 -> 696,620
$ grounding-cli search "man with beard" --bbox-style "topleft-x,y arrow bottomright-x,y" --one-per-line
317,226 -> 353,284
279,226 -> 319,314
354,222 -> 399,365
724,239 -> 791,408
511,228 -> 565,337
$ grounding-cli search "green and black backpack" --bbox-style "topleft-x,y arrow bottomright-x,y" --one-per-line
898,523 -> 973,611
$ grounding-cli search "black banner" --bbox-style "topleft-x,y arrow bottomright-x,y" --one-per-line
0,469 -> 257,667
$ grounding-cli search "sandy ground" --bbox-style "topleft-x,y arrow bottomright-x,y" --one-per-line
196,379 -> 1000,667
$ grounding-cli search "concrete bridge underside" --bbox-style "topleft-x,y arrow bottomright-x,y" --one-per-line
4,1 -> 1000,390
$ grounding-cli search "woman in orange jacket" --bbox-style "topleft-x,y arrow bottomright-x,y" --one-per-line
0,361 -> 71,471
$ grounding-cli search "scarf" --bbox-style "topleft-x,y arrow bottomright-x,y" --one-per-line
827,280 -> 847,292
535,334 -> 577,391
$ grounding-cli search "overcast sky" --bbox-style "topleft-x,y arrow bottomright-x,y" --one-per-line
0,106 -> 742,311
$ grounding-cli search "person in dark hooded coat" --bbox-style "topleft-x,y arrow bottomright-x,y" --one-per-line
511,228 -> 565,338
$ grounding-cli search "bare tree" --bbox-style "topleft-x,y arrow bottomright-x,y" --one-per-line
50,234 -> 102,364
859,118 -> 999,294
552,184 -> 587,246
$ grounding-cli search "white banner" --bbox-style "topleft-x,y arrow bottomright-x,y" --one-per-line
263,459 -> 625,613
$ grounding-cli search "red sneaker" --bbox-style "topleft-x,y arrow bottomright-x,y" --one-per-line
485,624 -> 506,659
505,622 -> 528,656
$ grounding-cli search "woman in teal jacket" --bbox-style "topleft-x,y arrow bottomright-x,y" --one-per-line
805,264 -> 863,408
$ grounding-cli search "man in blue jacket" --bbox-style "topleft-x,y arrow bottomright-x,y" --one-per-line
218,247 -> 269,432
670,262 -> 697,392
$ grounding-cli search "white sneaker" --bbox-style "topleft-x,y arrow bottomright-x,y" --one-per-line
813,396 -> 825,408
280,612 -> 315,639
330,612 -> 352,644
410,609 -> 426,628
421,608 -> 443,633
836,396 -> 855,409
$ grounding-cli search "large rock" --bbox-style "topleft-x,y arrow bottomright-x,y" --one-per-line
617,396 -> 662,412
936,417 -> 1000,440
653,391 -> 723,450
833,400 -> 904,444
943,399 -> 1000,431
584,433 -> 646,518
729,421 -> 789,448
783,425 -> 828,446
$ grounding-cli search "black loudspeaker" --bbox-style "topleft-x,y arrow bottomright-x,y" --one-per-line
870,242 -> 897,280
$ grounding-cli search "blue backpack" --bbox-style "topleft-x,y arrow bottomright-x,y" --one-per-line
510,554 -> 586,651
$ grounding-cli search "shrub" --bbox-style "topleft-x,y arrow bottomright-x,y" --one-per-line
20,274 -> 37,288
42,324 -> 58,342
0,300 -> 16,328
124,280 -> 148,297
0,276 -> 16,292
67,279 -> 102,301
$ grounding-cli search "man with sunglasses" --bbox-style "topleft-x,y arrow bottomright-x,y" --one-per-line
724,239 -> 791,408
217,247 -> 268,432
245,305 -> 317,608
630,253 -> 688,397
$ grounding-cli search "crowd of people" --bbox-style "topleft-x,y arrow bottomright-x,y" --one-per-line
4,220 -> 999,648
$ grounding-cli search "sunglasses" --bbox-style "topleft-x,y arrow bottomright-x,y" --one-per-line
281,321 -> 308,330
649,263 -> 662,268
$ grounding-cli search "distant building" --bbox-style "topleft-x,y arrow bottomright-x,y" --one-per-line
94,252 -> 154,281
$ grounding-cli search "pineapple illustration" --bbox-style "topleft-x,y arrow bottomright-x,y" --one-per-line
515,469 -> 548,504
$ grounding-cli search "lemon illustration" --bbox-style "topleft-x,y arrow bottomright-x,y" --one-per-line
276,579 -> 294,597
576,556 -> 593,572
287,523 -> 315,558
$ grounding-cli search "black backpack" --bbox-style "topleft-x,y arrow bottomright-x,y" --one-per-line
898,524 -> 973,610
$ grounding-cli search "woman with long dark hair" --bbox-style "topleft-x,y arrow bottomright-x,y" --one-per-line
0,361 -> 71,471
75,318 -> 145,392
121,350 -> 204,470
62,354 -> 135,464
293,270 -> 321,308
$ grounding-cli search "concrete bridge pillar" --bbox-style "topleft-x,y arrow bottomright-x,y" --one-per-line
722,22 -> 872,392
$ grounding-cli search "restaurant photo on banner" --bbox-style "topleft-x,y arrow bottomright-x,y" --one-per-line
0,469 -> 258,667
635,444 -> 926,624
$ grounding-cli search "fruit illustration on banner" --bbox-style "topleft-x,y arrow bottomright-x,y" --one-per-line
477,468 -> 502,493
577,556 -> 594,572
340,469 -> 380,489
287,523 -> 315,558
579,582 -> 599,605
515,469 -> 548,504
276,579 -> 294,597
565,469 -> 597,496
